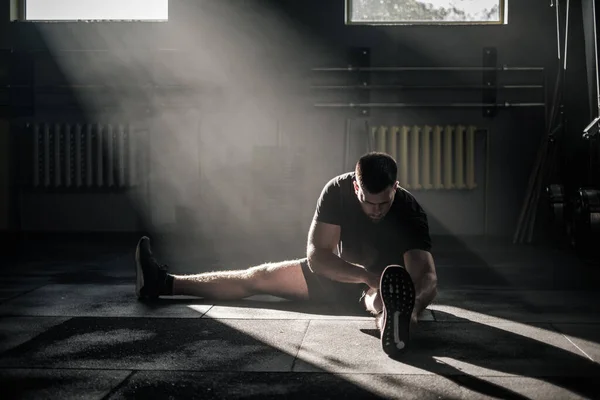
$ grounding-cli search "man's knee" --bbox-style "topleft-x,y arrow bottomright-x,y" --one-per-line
245,264 -> 273,290
245,261 -> 305,295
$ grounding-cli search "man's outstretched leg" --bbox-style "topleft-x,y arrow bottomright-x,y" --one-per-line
134,236 -> 309,301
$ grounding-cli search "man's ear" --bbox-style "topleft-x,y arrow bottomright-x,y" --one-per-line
353,180 -> 360,194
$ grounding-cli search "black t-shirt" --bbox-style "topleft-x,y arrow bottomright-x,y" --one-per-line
313,172 -> 432,274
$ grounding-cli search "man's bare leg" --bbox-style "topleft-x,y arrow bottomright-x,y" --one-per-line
171,260 -> 309,300
135,236 -> 309,301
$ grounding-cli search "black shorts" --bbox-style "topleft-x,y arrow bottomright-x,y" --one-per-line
300,258 -> 368,305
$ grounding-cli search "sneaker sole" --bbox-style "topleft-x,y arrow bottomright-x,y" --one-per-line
134,237 -> 145,299
380,266 -> 415,357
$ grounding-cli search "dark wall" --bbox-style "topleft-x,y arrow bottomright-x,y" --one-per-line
0,2 -> 11,232
580,0 -> 600,188
2,0 -> 593,255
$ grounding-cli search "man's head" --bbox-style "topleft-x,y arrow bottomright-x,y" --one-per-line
354,152 -> 399,222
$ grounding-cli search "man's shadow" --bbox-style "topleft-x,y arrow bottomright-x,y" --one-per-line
361,310 -> 600,399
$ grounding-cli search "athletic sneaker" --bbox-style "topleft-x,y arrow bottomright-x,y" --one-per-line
134,236 -> 170,300
379,265 -> 416,357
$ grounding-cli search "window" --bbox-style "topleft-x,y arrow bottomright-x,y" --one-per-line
23,0 -> 168,21
346,0 -> 507,25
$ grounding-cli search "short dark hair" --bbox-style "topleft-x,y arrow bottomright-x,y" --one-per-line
355,152 -> 397,194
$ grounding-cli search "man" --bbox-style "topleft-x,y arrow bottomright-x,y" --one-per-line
135,152 -> 438,357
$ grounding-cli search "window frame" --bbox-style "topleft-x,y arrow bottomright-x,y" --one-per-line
12,0 -> 169,22
345,0 -> 508,26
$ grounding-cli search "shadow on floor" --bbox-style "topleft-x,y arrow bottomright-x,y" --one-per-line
1,316 -> 390,399
362,310 -> 600,399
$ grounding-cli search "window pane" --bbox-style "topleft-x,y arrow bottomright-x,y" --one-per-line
26,0 -> 168,21
349,0 -> 504,24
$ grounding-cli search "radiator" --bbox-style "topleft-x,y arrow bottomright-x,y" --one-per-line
370,125 -> 478,190
30,122 -> 138,189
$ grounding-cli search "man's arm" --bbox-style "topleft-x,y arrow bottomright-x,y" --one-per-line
403,249 -> 438,315
307,176 -> 379,288
306,220 -> 379,287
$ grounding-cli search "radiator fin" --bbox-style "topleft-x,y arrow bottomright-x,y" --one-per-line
371,124 -> 478,190
29,122 -> 139,190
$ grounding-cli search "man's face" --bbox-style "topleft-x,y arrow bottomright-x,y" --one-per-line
353,180 -> 398,223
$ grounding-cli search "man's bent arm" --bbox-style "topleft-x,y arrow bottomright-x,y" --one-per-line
306,219 -> 379,287
404,249 -> 438,315
307,248 -> 377,287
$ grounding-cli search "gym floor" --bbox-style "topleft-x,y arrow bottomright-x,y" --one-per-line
1,236 -> 599,399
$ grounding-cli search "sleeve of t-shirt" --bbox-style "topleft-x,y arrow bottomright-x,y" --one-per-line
399,191 -> 433,254
312,177 -> 342,225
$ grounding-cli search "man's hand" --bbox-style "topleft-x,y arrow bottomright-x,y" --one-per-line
363,270 -> 381,289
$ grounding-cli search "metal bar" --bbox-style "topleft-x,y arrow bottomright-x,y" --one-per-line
5,83 -> 546,90
312,66 -> 545,72
25,49 -> 114,54
310,84 -> 544,90
314,102 -> 545,108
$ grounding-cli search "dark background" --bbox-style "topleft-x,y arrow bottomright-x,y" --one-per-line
0,0 -> 597,263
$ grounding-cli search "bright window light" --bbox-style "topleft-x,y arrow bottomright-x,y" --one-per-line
25,0 -> 168,21
347,0 -> 507,25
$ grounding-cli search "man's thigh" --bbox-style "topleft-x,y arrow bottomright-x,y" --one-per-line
250,259 -> 310,300
299,259 -> 367,306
